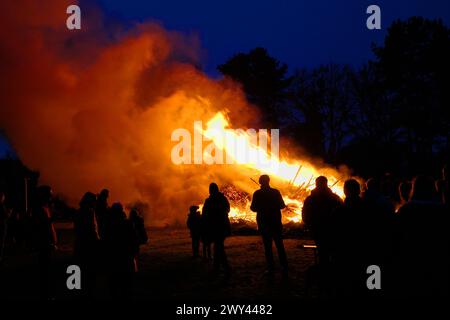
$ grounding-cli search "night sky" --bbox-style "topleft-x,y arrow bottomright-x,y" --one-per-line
98,0 -> 450,75
1,0 -> 450,157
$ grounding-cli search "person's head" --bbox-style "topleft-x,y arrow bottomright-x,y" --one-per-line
366,178 -> 381,193
36,185 -> 52,206
315,176 -> 328,190
399,181 -> 412,203
98,189 -> 109,202
0,191 -> 5,204
129,209 -> 139,219
79,192 -> 96,209
209,183 -> 219,195
411,175 -> 436,201
111,202 -> 126,220
259,175 -> 270,187
344,179 -> 361,199
189,205 -> 199,214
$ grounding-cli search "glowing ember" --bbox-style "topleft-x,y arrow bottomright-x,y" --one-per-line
198,111 -> 345,224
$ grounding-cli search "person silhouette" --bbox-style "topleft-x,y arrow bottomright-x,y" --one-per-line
95,188 -> 109,239
397,175 -> 449,297
250,175 -> 288,276
331,179 -> 365,296
361,178 -> 395,267
129,209 -> 148,273
202,183 -> 231,276
31,185 -> 57,299
103,202 -> 139,299
74,192 -> 99,298
129,209 -> 148,246
302,176 -> 342,267
187,205 -> 202,258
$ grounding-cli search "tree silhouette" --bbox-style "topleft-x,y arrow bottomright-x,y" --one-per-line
372,17 -> 450,156
218,47 -> 292,128
289,64 -> 355,160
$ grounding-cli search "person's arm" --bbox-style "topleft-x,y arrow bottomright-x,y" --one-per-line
250,192 -> 258,212
302,197 -> 312,226
277,190 -> 286,209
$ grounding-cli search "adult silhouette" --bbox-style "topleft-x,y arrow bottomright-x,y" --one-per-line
129,209 -> 148,246
361,178 -> 395,267
74,192 -> 99,298
95,188 -> 109,239
31,185 -> 57,299
250,175 -> 288,275
302,176 -> 342,266
202,183 -> 231,275
332,179 -> 365,296
103,203 -> 139,299
397,175 -> 449,297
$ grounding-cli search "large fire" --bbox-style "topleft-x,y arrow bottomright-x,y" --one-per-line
200,112 -> 344,224
0,0 -> 347,226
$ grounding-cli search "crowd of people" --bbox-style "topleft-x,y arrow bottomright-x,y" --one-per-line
74,189 -> 148,299
187,183 -> 232,277
0,166 -> 449,299
186,168 -> 449,298
302,169 -> 449,297
0,187 -> 148,299
187,176 -> 289,279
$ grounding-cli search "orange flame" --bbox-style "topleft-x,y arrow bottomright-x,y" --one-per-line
200,112 -> 344,223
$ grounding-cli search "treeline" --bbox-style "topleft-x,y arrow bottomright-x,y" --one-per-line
218,17 -> 450,178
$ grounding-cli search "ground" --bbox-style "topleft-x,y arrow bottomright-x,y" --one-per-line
0,223 -> 317,300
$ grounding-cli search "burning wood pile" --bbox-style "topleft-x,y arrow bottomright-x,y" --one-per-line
197,112 -> 346,229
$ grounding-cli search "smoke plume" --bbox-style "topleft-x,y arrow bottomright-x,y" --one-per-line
0,1 -> 345,225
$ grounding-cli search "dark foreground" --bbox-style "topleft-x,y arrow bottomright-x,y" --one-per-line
0,223 -> 317,300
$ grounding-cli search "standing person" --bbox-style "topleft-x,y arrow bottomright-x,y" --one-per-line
129,208 -> 148,272
361,178 -> 395,264
331,179 -> 366,296
104,203 -> 139,299
202,183 -> 231,276
397,176 -> 448,297
302,176 -> 343,267
129,209 -> 148,246
74,192 -> 99,298
250,175 -> 288,276
31,185 -> 57,300
186,206 -> 202,258
95,189 -> 109,239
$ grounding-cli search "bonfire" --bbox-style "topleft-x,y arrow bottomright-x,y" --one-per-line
197,111 -> 345,225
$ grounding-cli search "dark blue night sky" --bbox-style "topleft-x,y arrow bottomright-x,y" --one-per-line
1,0 -> 450,157
98,0 -> 450,75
